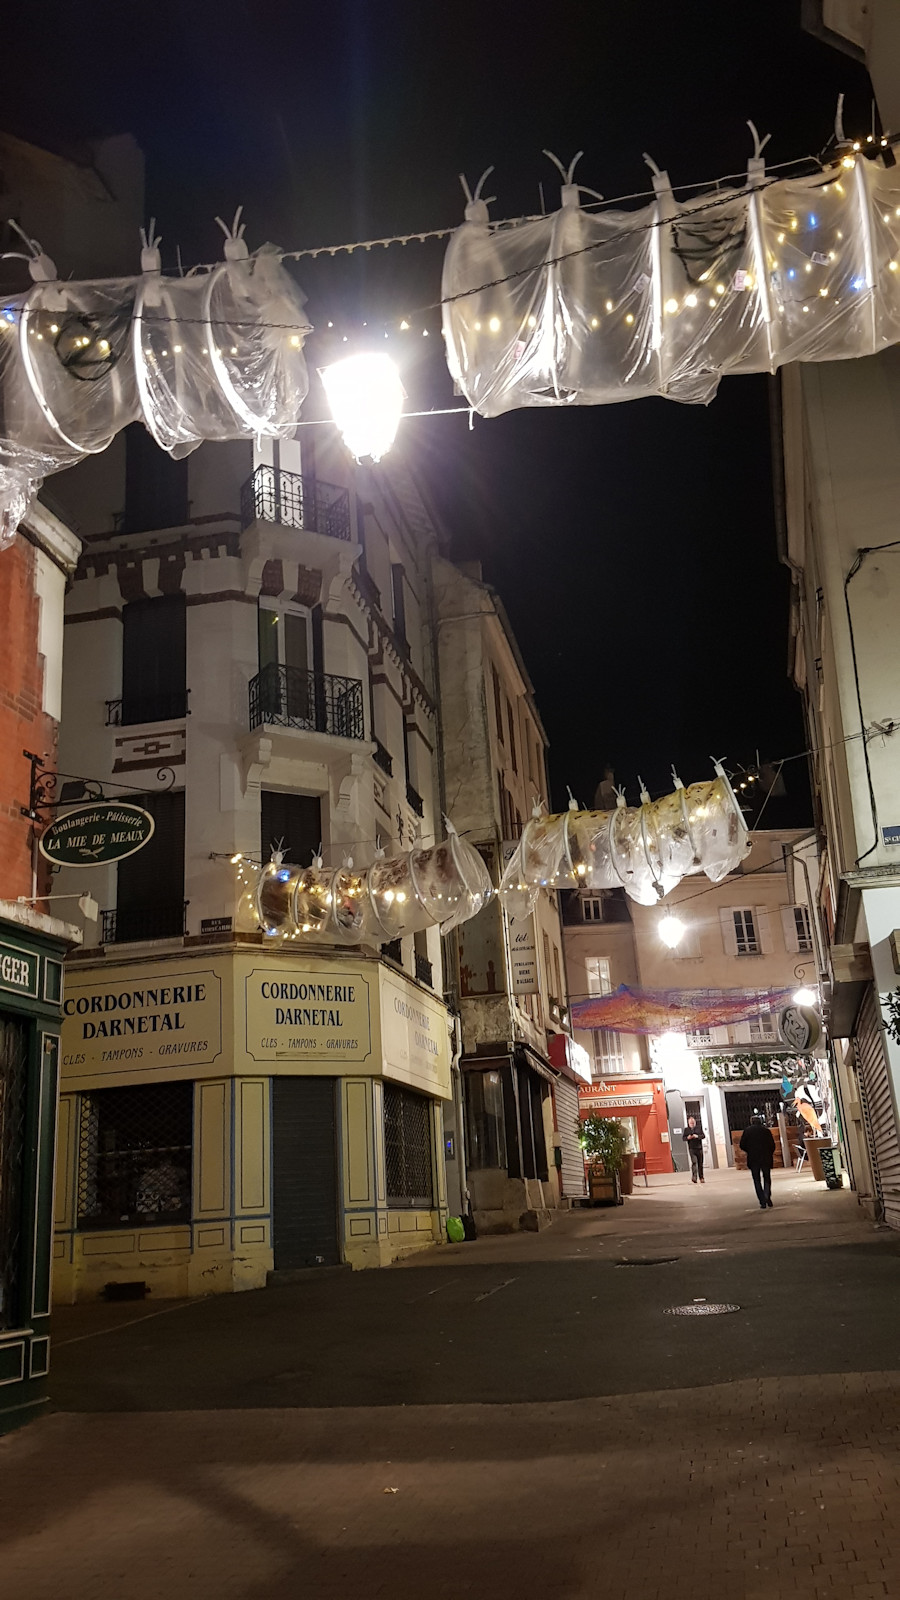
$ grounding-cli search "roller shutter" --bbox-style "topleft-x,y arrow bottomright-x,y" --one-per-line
855,987 -> 900,1228
554,1075 -> 586,1199
272,1077 -> 341,1268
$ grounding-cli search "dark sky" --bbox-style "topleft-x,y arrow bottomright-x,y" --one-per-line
5,0 -> 873,815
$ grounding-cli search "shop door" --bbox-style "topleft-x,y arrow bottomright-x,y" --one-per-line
0,1014 -> 29,1330
272,1078 -> 341,1269
856,987 -> 900,1228
666,1092 -> 689,1171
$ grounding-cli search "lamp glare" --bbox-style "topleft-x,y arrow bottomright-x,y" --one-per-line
321,353 -> 405,463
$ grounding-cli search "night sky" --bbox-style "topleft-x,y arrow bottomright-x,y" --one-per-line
5,1 -> 873,815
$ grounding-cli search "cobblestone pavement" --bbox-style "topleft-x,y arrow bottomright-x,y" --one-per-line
3,1169 -> 900,1599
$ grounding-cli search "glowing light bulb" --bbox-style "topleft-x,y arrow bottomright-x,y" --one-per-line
473,320 -> 482,331
50,322 -> 59,333
289,334 -> 301,347
396,891 -> 407,903
400,319 -> 410,330
173,344 -> 182,354
624,313 -> 634,325
527,314 -> 537,328
605,300 -> 614,312
659,915 -> 686,949
664,298 -> 679,314
776,232 -> 785,244
488,315 -> 501,332
819,286 -> 829,297
590,316 -> 599,327
891,261 -> 899,272
684,293 -> 698,308
383,890 -> 395,903
321,352 -> 404,462
793,987 -> 816,1007
790,219 -> 798,231
715,283 -> 725,295
231,853 -> 243,864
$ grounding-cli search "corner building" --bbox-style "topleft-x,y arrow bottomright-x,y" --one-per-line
52,431 -> 453,1298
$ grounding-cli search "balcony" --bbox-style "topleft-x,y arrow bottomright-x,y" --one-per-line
101,900 -> 189,944
382,939 -> 403,967
373,739 -> 393,777
240,465 -> 351,542
415,953 -> 433,988
406,782 -> 424,817
107,691 -> 189,726
249,661 -> 365,740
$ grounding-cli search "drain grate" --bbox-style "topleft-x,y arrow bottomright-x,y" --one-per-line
616,1257 -> 679,1267
664,1303 -> 741,1316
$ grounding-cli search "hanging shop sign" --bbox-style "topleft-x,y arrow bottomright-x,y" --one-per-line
39,803 -> 154,867
507,914 -> 539,994
777,1005 -> 822,1053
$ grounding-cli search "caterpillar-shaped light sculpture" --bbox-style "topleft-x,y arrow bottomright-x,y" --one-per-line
254,824 -> 494,944
500,764 -> 749,915
443,140 -> 900,419
0,212 -> 310,546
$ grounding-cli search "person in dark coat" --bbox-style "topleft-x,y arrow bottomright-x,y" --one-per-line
740,1115 -> 776,1209
682,1116 -> 705,1184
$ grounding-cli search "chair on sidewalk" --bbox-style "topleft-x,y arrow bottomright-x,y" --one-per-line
633,1152 -> 649,1187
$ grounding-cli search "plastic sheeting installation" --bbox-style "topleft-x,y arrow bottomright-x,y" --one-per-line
253,824 -> 493,944
0,212 -> 310,548
442,149 -> 900,417
500,765 -> 749,913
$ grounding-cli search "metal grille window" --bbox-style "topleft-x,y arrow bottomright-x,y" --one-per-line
77,1082 -> 193,1231
383,1083 -> 433,1207
0,1016 -> 29,1330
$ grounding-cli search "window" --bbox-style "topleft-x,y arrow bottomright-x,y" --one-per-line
542,930 -> 552,991
506,699 -> 518,772
114,789 -> 185,941
732,908 -> 759,955
793,905 -> 813,952
121,595 -> 187,724
492,666 -> 504,744
77,1082 -> 193,1230
586,956 -> 612,996
582,897 -> 604,922
465,1069 -> 507,1170
592,1028 -> 625,1075
123,421 -> 188,533
687,1026 -> 713,1048
391,564 -> 408,649
261,790 -> 321,866
383,1083 -> 433,1206
749,1014 -> 778,1042
552,944 -> 564,1002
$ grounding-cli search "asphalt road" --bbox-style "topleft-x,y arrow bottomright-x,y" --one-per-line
49,1168 -> 900,1412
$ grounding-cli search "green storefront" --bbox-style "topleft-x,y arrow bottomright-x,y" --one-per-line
0,913 -> 68,1433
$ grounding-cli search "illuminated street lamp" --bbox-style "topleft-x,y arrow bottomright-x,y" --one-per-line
659,913 -> 686,949
792,986 -> 817,1007
320,352 -> 405,462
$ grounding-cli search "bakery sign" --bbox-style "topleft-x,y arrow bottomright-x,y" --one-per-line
39,803 -> 154,867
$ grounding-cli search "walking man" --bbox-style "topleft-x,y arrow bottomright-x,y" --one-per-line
740,1114 -> 776,1210
682,1116 -> 705,1184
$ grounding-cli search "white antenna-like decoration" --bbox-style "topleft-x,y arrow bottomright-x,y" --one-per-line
614,786 -> 627,810
671,766 -> 685,791
373,835 -> 385,860
442,814 -> 459,837
643,153 -> 663,177
269,837 -> 285,865
835,92 -> 847,146
638,777 -> 652,805
313,844 -> 323,869
566,786 -> 580,812
747,120 -> 772,161
215,205 -> 249,261
459,167 -> 496,224
7,218 -> 56,282
544,150 -> 603,208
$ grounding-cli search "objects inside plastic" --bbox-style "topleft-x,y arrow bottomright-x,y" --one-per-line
254,829 -> 494,943
442,154 -> 900,418
500,770 -> 749,914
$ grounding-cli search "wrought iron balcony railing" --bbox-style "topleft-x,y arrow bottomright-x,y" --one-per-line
240,464 -> 351,541
249,661 -> 365,740
382,939 -> 403,967
415,953 -> 433,988
101,900 -> 189,944
373,739 -> 393,777
406,782 -> 424,817
106,691 -> 189,726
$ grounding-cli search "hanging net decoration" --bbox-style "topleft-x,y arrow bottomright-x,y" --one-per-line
570,984 -> 795,1035
253,823 -> 493,944
0,212 -> 310,547
499,763 -> 748,913
442,141 -> 900,418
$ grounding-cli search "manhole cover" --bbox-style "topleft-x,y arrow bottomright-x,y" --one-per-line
664,1303 -> 741,1316
616,1257 -> 679,1267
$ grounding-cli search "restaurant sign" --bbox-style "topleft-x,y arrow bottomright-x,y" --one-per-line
39,803 -> 155,867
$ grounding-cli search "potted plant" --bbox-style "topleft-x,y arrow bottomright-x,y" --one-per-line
578,1115 -> 628,1205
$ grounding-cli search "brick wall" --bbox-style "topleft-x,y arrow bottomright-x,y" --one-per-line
0,537 -> 55,901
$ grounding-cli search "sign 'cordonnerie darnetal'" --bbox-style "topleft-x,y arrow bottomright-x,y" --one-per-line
39,802 -> 155,867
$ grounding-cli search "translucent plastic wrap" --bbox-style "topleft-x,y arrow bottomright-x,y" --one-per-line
0,227 -> 310,544
500,766 -> 748,913
443,153 -> 900,417
254,825 -> 494,945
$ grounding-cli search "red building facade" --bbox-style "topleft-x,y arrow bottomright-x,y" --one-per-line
577,1076 -> 674,1175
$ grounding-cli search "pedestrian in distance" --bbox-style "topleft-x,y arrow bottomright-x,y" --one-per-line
682,1116 -> 705,1184
740,1114 -> 776,1210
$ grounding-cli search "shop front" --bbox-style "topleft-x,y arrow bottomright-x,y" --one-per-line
55,943 -> 452,1300
462,1043 -> 560,1231
577,1076 -> 673,1175
0,910 -> 72,1433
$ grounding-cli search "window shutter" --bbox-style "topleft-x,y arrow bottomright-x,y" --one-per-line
719,906 -> 739,955
732,1020 -> 752,1044
755,906 -> 774,954
780,906 -> 800,954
